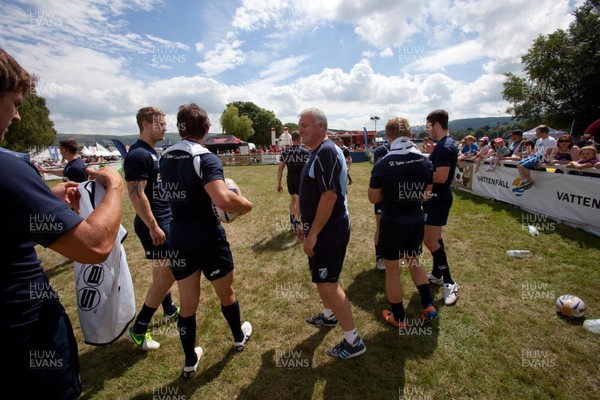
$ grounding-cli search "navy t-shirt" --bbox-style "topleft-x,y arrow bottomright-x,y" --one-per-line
299,139 -> 350,246
428,135 -> 458,194
281,145 -> 310,178
159,142 -> 223,224
0,152 -> 83,330
373,144 -> 390,163
63,157 -> 88,182
370,146 -> 433,224
124,139 -> 171,226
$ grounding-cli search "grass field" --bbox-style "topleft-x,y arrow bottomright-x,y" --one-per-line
38,162 -> 600,400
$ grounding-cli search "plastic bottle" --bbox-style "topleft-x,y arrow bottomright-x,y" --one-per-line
527,225 -> 539,236
583,319 -> 600,334
506,250 -> 532,257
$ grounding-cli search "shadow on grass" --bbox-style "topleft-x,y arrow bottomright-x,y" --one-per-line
251,230 -> 300,253
79,340 -> 146,400
234,270 -> 440,400
129,348 -> 237,400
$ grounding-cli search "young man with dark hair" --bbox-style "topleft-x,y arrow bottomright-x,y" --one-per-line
369,117 -> 438,329
297,107 -> 366,359
423,109 -> 460,306
40,139 -> 88,182
0,47 -> 124,399
277,130 -> 310,230
159,103 -> 253,379
124,106 -> 179,350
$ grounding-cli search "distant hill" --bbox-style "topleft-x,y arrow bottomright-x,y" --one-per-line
56,117 -> 516,145
412,117 -> 515,133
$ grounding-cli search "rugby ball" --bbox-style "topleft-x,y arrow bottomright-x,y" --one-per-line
212,178 -> 241,223
556,294 -> 586,319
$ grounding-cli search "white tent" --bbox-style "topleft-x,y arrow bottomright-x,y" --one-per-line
80,145 -> 93,156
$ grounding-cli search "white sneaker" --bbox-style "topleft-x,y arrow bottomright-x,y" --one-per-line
427,272 -> 444,286
443,282 -> 460,306
182,346 -> 204,379
234,321 -> 252,351
375,259 -> 385,271
127,327 -> 160,351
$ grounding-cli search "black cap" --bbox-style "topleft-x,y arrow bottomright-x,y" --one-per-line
511,129 -> 523,136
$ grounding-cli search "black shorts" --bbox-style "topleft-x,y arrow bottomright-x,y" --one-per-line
378,221 -> 424,260
374,201 -> 383,215
287,176 -> 301,195
308,242 -> 347,283
9,313 -> 81,399
169,222 -> 234,281
423,192 -> 453,227
134,217 -> 170,259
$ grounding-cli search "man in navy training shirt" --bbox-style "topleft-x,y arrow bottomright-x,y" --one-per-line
368,117 -> 438,330
0,47 -> 124,399
277,130 -> 310,231
372,141 -> 390,271
297,107 -> 366,359
159,103 -> 253,379
39,139 -> 88,182
123,106 -> 179,351
423,109 -> 460,306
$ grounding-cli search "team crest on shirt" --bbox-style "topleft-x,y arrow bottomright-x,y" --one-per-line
318,268 -> 327,279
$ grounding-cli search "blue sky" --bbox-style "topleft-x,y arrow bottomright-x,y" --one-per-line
0,0 -> 581,136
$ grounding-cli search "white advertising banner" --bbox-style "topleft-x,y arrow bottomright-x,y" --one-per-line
471,166 -> 600,236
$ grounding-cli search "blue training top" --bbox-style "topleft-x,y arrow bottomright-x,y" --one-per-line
428,135 -> 459,195
299,139 -> 350,246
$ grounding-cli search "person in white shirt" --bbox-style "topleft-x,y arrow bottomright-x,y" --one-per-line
515,125 -> 557,189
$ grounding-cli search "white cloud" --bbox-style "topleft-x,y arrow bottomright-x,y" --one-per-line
379,48 -> 393,58
196,37 -> 246,76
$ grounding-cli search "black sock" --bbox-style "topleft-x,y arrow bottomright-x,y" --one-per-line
417,284 -> 434,309
178,315 -> 198,367
391,302 -> 405,322
438,238 -> 444,249
221,300 -> 244,342
432,247 -> 454,285
375,244 -> 381,261
133,304 -> 157,334
162,292 -> 177,315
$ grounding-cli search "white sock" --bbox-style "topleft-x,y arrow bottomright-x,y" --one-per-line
343,328 -> 358,345
322,308 -> 334,319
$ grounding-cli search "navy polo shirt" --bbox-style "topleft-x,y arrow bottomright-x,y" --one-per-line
124,139 -> 171,226
370,141 -> 433,224
281,145 -> 311,178
63,157 -> 88,182
299,139 -> 350,246
0,152 -> 83,330
159,144 -> 224,224
428,135 -> 458,194
373,144 -> 390,163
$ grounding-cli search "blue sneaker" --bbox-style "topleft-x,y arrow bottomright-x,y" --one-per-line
305,313 -> 338,327
420,305 -> 439,321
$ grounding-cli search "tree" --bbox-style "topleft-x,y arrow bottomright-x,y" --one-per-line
1,93 -> 56,152
220,104 -> 254,141
283,122 -> 298,133
227,101 -> 283,146
502,0 -> 600,132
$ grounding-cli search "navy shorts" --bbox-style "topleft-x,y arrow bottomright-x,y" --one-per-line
10,313 -> 81,399
287,176 -> 301,195
374,201 -> 383,215
169,222 -> 234,281
378,220 -> 424,260
308,242 -> 347,284
134,217 -> 170,260
423,192 -> 453,227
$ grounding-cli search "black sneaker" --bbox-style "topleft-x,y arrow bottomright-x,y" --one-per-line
305,313 -> 338,327
326,337 -> 366,359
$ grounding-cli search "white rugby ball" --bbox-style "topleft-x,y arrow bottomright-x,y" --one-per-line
212,178 -> 241,223
556,294 -> 586,319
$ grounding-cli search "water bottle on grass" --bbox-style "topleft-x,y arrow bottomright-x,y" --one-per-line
506,250 -> 532,257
